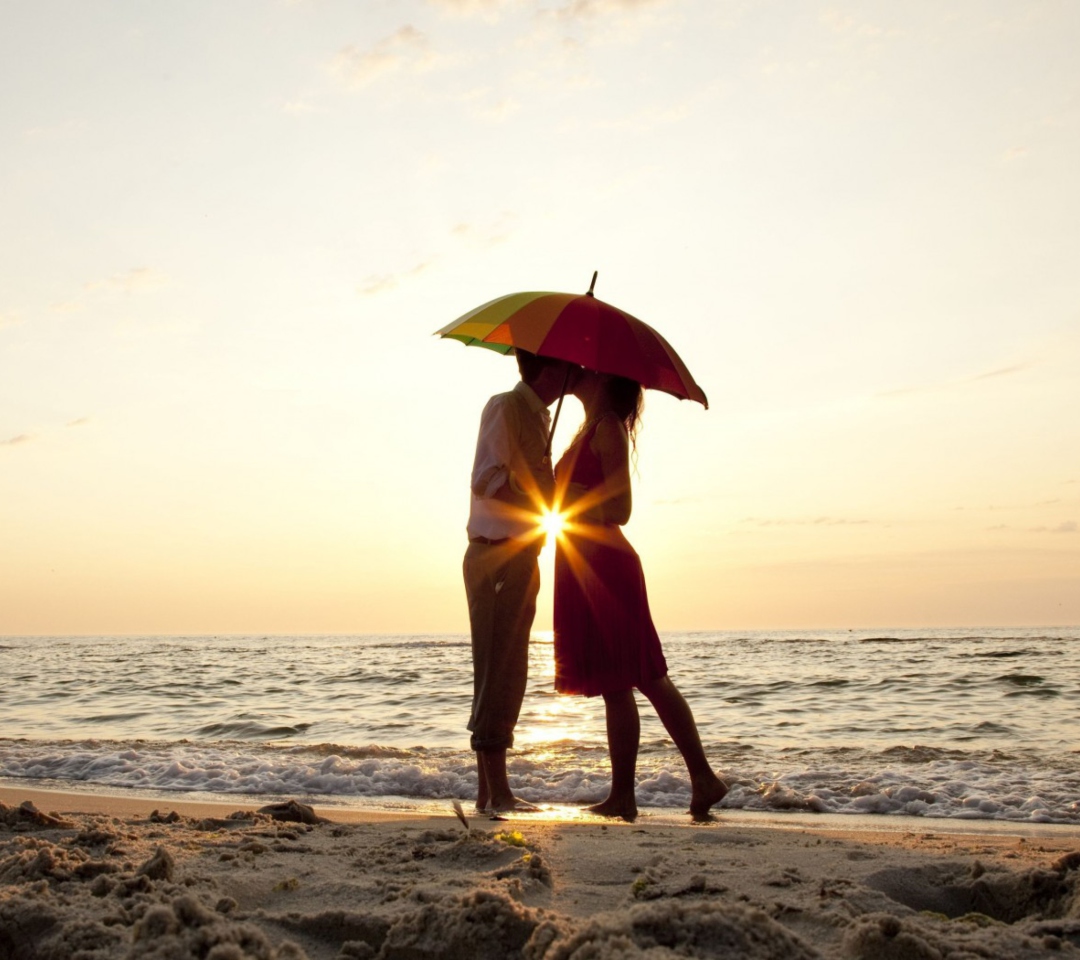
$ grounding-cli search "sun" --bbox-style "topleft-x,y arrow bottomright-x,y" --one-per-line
538,508 -> 566,541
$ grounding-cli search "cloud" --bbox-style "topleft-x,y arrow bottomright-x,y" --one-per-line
358,258 -> 437,296
514,0 -> 678,77
742,516 -> 873,528
426,0 -> 510,15
46,267 -> 168,315
880,360 -> 1033,397
0,311 -> 23,329
85,267 -> 168,294
1030,521 -> 1078,534
1,434 -> 33,447
66,418 -> 91,428
475,96 -> 522,122
451,213 -> 515,249
969,363 -> 1030,382
330,26 -> 435,89
453,85 -> 523,121
599,101 -> 690,133
545,0 -> 671,19
282,98 -> 327,115
358,214 -> 515,295
819,8 -> 886,37
24,119 -> 88,141
50,299 -> 85,314
653,496 -> 706,506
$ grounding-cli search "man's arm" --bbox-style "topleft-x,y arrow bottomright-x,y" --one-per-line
470,395 -> 541,509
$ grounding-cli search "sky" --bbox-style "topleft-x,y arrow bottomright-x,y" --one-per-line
1,0 -> 1078,635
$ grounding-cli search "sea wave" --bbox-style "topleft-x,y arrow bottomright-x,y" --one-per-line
2,737 -> 1077,824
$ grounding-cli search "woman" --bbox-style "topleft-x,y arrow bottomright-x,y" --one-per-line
553,370 -> 728,822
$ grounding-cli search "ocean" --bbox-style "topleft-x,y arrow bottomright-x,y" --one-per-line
1,628 -> 1078,824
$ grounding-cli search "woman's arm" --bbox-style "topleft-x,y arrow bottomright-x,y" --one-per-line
588,417 -> 632,525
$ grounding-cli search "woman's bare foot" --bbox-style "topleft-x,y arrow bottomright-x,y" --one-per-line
587,795 -> 638,822
689,775 -> 728,822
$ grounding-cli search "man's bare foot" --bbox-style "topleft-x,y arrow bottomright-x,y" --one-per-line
689,776 -> 728,822
486,796 -> 541,814
587,796 -> 638,822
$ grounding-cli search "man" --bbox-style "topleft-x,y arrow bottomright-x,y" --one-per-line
464,349 -> 571,813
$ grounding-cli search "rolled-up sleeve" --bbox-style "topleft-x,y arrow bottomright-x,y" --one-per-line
470,395 -> 519,498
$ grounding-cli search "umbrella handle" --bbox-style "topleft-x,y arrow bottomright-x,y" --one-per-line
544,365 -> 573,463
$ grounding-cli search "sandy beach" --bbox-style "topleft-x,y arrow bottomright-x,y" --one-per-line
3,786 -> 1079,959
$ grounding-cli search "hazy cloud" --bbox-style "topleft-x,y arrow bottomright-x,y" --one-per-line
426,0 -> 511,14
475,96 -> 522,122
522,0 -> 678,72
970,363 -> 1030,382
546,0 -> 671,19
24,119 -> 88,140
880,361 -> 1033,397
819,8 -> 887,37
50,299 -> 85,314
358,214 -> 514,295
742,516 -> 873,527
0,311 -> 22,329
85,267 -> 168,294
282,98 -> 328,115
330,26 -> 435,89
451,213 -> 515,249
1,434 -> 33,447
453,85 -> 523,121
47,268 -> 167,315
600,101 -> 690,133
66,418 -> 91,428
1030,520 -> 1078,534
358,258 -> 437,296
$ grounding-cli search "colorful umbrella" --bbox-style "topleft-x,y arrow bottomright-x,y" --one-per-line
435,273 -> 708,409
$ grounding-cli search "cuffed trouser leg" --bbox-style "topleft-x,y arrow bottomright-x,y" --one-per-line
464,540 -> 540,752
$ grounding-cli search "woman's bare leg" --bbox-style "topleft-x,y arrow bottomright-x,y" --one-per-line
588,689 -> 640,822
639,675 -> 727,821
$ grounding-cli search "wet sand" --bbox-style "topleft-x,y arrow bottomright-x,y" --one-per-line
2,785 -> 1079,958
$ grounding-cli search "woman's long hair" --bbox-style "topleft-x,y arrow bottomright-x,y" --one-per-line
603,375 -> 645,452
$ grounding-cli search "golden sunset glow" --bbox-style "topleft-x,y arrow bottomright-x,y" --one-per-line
517,635 -> 595,748
538,509 -> 567,542
2,4 -> 1078,634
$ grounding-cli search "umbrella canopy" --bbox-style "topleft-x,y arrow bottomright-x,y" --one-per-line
436,281 -> 708,408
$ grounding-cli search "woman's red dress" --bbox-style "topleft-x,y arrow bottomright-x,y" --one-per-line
552,420 -> 668,696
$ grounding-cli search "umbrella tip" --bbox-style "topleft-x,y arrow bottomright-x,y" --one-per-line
586,270 -> 598,298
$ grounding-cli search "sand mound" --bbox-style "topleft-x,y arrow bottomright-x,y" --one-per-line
2,795 -> 1080,959
864,853 -> 1080,923
0,800 -> 73,830
527,900 -> 822,959
379,888 -> 541,960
